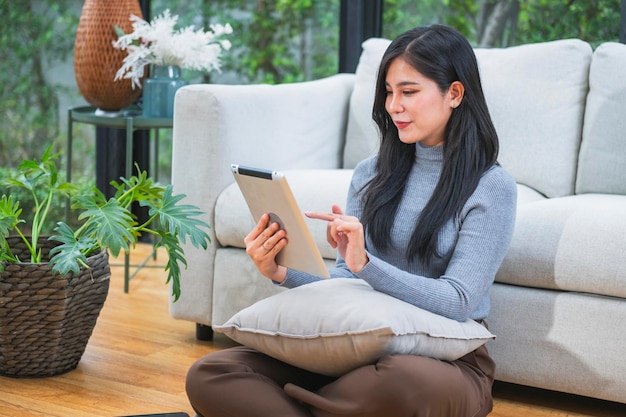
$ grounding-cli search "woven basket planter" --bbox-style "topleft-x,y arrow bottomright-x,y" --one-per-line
0,237 -> 111,377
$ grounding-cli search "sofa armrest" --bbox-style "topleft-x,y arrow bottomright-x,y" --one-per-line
168,74 -> 355,324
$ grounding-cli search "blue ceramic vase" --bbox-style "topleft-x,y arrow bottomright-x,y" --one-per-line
142,65 -> 188,118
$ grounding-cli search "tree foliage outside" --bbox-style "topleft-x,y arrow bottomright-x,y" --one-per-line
0,0 -> 78,169
0,0 -> 622,173
382,0 -> 621,48
151,0 -> 340,84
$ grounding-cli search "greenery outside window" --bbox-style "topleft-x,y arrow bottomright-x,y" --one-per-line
0,0 -> 622,179
382,0 -> 621,48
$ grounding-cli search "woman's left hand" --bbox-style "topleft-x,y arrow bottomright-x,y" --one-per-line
306,204 -> 369,273
244,213 -> 288,283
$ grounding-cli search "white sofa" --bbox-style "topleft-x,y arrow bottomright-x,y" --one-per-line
169,38 -> 626,404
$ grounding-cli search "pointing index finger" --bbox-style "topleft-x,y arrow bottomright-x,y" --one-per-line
305,211 -> 338,221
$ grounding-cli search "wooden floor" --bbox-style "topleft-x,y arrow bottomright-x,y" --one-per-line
1,244 -> 625,417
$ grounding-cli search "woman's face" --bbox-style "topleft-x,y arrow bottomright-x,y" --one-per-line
384,57 -> 456,147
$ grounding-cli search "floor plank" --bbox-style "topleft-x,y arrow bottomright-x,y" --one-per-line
1,244 -> 624,416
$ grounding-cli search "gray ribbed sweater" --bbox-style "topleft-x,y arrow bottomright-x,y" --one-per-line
282,143 -> 517,321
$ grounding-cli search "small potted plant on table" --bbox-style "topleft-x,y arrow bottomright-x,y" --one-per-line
0,147 -> 210,377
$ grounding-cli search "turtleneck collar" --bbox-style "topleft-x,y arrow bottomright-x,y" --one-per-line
415,142 -> 444,163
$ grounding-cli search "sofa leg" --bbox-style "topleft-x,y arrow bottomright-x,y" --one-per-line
196,323 -> 214,341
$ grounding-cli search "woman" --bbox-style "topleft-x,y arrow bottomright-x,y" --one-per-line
186,24 -> 517,417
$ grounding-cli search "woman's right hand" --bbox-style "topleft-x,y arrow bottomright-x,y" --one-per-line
244,213 -> 288,283
305,204 -> 369,274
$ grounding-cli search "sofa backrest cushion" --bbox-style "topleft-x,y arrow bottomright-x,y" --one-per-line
475,39 -> 592,198
343,38 -> 391,168
576,42 -> 626,195
344,38 -> 593,198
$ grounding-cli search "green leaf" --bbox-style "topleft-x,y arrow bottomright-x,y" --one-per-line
142,185 -> 210,249
3,175 -> 35,192
0,236 -> 20,265
0,195 -> 23,237
17,159 -> 42,172
111,165 -> 164,207
75,196 -> 136,257
155,231 -> 187,302
49,222 -> 93,275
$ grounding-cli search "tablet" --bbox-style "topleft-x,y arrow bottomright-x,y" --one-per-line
231,164 -> 330,278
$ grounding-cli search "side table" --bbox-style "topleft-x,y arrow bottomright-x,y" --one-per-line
66,106 -> 173,293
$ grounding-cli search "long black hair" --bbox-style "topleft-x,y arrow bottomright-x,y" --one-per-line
361,24 -> 499,264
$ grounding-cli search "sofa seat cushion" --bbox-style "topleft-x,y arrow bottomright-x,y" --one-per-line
517,183 -> 547,206
215,169 -> 354,260
496,193 -> 626,298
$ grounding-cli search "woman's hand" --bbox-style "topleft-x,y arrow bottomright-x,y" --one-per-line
244,213 -> 288,283
305,204 -> 369,273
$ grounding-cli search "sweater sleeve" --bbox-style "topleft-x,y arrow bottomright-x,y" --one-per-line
358,168 -> 517,321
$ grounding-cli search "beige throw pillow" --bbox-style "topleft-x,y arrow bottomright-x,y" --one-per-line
214,278 -> 495,376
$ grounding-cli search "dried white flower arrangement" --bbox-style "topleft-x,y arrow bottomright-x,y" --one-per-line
113,9 -> 232,89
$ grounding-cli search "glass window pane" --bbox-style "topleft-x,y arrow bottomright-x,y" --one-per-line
382,0 -> 621,48
153,0 -> 340,84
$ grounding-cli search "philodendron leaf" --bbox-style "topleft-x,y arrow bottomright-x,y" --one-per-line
142,185 -> 211,249
49,222 -> 94,275
111,165 -> 163,205
0,243 -> 19,268
155,231 -> 187,302
75,196 -> 136,257
0,195 -> 23,237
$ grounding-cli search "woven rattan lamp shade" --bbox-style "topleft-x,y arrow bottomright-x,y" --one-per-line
74,0 -> 144,111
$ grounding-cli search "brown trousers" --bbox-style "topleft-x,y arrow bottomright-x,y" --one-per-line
186,337 -> 495,417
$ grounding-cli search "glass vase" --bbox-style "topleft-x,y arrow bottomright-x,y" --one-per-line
142,65 -> 188,118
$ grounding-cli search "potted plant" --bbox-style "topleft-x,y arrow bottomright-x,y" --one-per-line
0,147 -> 210,377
